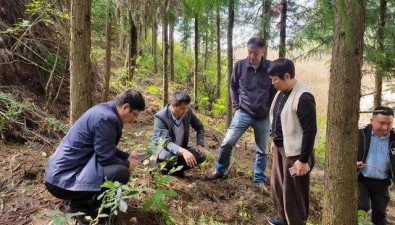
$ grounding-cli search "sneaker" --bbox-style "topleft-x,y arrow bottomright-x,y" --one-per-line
205,172 -> 225,181
267,216 -> 287,225
256,182 -> 270,194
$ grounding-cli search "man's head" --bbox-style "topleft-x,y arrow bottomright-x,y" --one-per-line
268,58 -> 295,92
371,106 -> 394,137
247,37 -> 266,66
170,90 -> 191,118
114,88 -> 145,124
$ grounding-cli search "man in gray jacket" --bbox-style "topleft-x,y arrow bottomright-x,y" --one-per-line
152,90 -> 206,177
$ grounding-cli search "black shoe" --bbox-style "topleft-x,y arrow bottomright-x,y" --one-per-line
170,170 -> 185,178
205,172 -> 225,181
267,216 -> 287,225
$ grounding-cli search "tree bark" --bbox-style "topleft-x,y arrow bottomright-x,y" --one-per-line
322,1 -> 367,224
70,0 -> 92,124
226,0 -> 234,128
279,0 -> 286,57
128,10 -> 138,80
194,14 -> 199,110
170,22 -> 175,82
162,0 -> 169,107
152,20 -> 158,74
260,0 -> 271,55
373,0 -> 387,108
103,0 -> 111,102
216,8 -> 221,99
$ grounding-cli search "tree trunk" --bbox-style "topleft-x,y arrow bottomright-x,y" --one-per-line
373,0 -> 387,108
152,21 -> 158,74
322,1 -> 367,224
226,0 -> 234,128
279,0 -> 286,57
128,10 -> 138,80
216,8 -> 221,99
170,22 -> 175,82
260,0 -> 271,55
162,1 -> 169,107
102,0 -> 111,102
70,0 -> 92,124
194,14 -> 199,110
204,35 -> 209,70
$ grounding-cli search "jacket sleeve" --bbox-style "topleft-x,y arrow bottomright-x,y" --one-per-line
357,129 -> 365,162
94,118 -> 129,167
296,93 -> 317,163
190,111 -> 205,147
230,62 -> 240,109
151,115 -> 180,155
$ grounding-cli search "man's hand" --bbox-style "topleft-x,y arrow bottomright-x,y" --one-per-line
195,145 -> 205,157
128,154 -> 142,171
293,160 -> 310,176
270,142 -> 277,155
179,148 -> 197,167
357,161 -> 365,169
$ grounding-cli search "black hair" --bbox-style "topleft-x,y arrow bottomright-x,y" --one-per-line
267,57 -> 295,80
113,88 -> 145,111
247,37 -> 266,48
171,90 -> 191,106
373,106 -> 394,117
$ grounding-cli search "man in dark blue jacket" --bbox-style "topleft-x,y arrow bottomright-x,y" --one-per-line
44,88 -> 145,224
206,37 -> 276,193
152,90 -> 206,177
357,106 -> 395,225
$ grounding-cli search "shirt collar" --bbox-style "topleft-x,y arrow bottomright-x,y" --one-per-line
371,130 -> 390,139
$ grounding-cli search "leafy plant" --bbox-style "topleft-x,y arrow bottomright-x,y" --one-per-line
47,210 -> 85,225
237,197 -> 251,221
358,210 -> 373,225
93,180 -> 142,223
143,175 -> 178,225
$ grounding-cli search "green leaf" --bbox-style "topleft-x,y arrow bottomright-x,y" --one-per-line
101,180 -> 115,189
119,200 -> 128,212
163,189 -> 178,197
52,217 -> 65,225
143,198 -> 154,210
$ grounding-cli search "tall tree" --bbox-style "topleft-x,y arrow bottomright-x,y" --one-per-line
169,22 -> 175,81
70,0 -> 92,124
216,7 -> 221,99
127,10 -> 138,80
103,0 -> 112,102
152,20 -> 158,74
226,0 -> 234,128
373,0 -> 387,108
162,0 -> 169,106
194,13 -> 199,109
260,0 -> 272,55
322,0 -> 367,224
279,0 -> 287,57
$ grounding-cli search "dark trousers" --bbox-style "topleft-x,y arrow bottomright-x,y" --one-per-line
271,146 -> 314,225
45,164 -> 130,218
358,175 -> 390,225
157,147 -> 206,173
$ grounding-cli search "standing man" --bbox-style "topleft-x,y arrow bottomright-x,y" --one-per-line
357,106 -> 395,225
45,88 -> 145,225
267,58 -> 317,225
152,90 -> 206,177
206,37 -> 276,193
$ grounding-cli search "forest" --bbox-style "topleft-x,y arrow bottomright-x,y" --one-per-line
1,0 -> 395,225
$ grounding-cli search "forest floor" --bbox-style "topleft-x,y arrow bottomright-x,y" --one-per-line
1,52 -> 395,224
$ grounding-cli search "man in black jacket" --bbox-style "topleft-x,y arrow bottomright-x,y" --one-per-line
357,106 -> 395,225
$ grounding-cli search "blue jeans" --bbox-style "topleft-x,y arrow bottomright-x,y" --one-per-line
215,109 -> 270,183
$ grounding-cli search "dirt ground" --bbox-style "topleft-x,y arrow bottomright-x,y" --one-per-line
0,94 -> 394,225
0,105 -> 325,225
